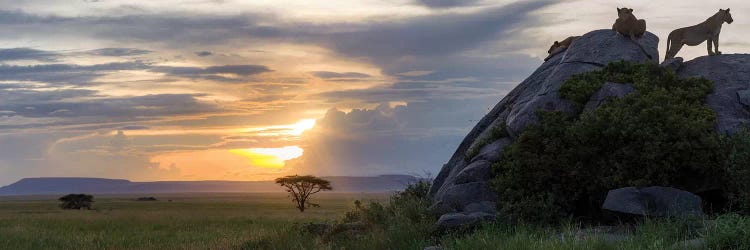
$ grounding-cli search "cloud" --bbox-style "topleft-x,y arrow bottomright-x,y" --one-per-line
119,125 -> 149,130
150,64 -> 272,82
86,48 -> 152,57
0,61 -> 150,85
195,51 -> 213,57
414,0 -> 482,8
311,71 -> 371,79
0,48 -> 59,62
0,91 -> 218,120
288,97 -> 498,176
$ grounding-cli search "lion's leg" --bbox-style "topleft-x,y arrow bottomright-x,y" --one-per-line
714,34 -> 722,55
668,41 -> 684,59
707,38 -> 715,56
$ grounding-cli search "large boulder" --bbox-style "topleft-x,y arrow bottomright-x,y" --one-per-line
602,186 -> 703,217
428,29 -> 660,220
678,54 -> 750,134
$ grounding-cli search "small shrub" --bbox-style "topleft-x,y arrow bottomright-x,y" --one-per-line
331,180 -> 436,247
465,123 -> 508,161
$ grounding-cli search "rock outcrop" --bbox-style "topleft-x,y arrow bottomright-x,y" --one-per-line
602,186 -> 703,217
428,29 -> 659,221
678,54 -> 750,134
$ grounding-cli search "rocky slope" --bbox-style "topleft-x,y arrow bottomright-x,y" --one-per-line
428,28 -> 750,226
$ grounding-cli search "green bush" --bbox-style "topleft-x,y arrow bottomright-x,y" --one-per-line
722,129 -> 750,214
327,180 -> 436,248
492,61 -> 726,224
705,213 -> 750,249
465,122 -> 508,161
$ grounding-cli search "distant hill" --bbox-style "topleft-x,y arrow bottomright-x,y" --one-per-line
0,175 -> 418,196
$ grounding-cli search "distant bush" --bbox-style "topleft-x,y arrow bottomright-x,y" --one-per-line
492,61 -> 726,224
59,194 -> 94,210
136,197 -> 158,201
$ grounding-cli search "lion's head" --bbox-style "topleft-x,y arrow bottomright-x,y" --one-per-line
617,7 -> 634,18
548,41 -> 561,54
721,8 -> 734,24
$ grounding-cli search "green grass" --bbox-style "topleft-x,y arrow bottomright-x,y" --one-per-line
0,193 -> 387,250
1,193 -> 748,249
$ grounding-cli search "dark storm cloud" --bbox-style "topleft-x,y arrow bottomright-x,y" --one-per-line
322,2 -> 549,64
150,64 -> 272,83
0,91 -> 218,118
0,60 -> 272,85
0,48 -> 59,62
0,62 -> 150,85
414,0 -> 482,8
311,71 -> 371,79
86,48 -> 152,57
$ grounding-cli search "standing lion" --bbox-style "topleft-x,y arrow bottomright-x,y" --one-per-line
665,9 -> 734,60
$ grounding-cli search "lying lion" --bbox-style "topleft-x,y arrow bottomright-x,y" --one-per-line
545,36 -> 580,61
665,9 -> 734,60
612,7 -> 646,39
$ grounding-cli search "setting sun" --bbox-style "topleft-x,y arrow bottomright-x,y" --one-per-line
230,146 -> 304,169
290,119 -> 316,135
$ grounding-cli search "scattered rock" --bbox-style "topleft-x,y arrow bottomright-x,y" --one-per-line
428,201 -> 457,215
602,186 -> 703,217
423,246 -> 443,250
436,212 -> 495,230
441,182 -> 497,210
660,57 -> 684,72
469,137 -> 513,163
436,213 -> 474,229
583,82 -> 635,112
454,160 -> 492,184
463,201 -> 497,214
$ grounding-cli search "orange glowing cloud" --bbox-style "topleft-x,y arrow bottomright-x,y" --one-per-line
229,146 -> 304,169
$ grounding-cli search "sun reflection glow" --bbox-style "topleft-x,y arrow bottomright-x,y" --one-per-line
229,146 -> 304,169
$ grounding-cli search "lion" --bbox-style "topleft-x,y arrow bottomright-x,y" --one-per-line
544,36 -> 580,61
612,8 -> 647,39
665,9 -> 734,60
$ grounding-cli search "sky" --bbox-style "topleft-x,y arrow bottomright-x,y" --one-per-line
0,0 -> 747,185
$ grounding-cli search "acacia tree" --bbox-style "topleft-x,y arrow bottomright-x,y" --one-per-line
59,194 -> 94,210
275,175 -> 332,212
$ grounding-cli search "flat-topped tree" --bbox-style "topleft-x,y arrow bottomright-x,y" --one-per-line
59,194 -> 94,210
275,175 -> 332,212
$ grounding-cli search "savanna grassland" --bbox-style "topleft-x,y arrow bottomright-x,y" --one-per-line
0,193 -> 387,249
1,191 -> 749,250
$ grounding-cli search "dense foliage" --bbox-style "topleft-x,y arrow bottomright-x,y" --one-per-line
275,175 -> 333,212
722,129 -> 750,214
58,194 -> 94,210
492,61 -> 739,223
